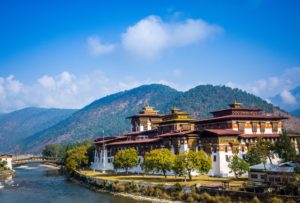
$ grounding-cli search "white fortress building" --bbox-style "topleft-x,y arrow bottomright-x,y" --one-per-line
91,103 -> 299,177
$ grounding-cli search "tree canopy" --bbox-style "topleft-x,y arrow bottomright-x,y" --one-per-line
274,131 -> 297,162
228,155 -> 249,178
174,150 -> 212,181
65,143 -> 91,172
142,148 -> 175,178
113,148 -> 139,175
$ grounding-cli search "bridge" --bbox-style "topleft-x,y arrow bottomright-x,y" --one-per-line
12,154 -> 57,166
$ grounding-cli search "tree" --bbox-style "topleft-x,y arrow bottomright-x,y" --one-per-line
142,148 -> 175,178
172,154 -> 187,179
245,137 -> 275,168
42,144 -> 64,160
113,148 -> 139,175
174,150 -> 212,181
228,155 -> 249,178
0,160 -> 8,169
274,131 -> 297,162
245,146 -> 263,166
65,144 -> 91,172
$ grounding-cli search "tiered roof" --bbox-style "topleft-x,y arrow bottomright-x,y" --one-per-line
158,108 -> 195,124
127,106 -> 163,118
196,102 -> 288,124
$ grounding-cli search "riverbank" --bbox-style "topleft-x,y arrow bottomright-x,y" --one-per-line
72,170 -> 299,203
69,176 -> 179,203
0,169 -> 15,178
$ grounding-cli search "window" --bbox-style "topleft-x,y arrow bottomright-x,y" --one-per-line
251,174 -> 258,179
213,155 -> 217,162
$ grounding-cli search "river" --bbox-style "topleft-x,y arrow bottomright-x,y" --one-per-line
0,163 -> 145,203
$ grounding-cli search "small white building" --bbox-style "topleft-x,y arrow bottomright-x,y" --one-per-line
249,162 -> 300,184
0,154 -> 13,170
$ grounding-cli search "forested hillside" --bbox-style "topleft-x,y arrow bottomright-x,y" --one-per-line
20,84 -> 286,153
0,107 -> 77,153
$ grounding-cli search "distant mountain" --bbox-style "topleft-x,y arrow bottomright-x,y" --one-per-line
290,109 -> 300,117
0,107 -> 77,153
270,86 -> 300,111
21,84 -> 292,153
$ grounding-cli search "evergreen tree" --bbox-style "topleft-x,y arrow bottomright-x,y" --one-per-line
274,131 -> 297,162
228,155 -> 249,178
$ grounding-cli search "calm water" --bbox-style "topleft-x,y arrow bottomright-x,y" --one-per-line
0,163 -> 144,203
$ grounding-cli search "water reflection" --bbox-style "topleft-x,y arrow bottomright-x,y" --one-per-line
0,163 -> 143,203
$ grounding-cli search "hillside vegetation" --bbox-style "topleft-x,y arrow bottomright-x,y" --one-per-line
21,84 -> 288,153
0,107 -> 77,153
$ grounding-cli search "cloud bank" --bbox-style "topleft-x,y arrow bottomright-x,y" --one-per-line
0,71 -> 183,113
226,67 -> 300,105
121,15 -> 222,59
87,15 -> 222,59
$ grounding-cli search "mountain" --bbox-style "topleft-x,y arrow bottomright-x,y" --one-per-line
164,85 -> 274,118
290,109 -> 300,117
21,84 -> 292,153
0,107 -> 77,153
270,86 -> 300,111
21,84 -> 180,152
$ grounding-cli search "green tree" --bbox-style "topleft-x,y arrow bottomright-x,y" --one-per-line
274,131 -> 297,162
175,150 -> 212,181
172,154 -> 187,179
0,160 -> 8,169
142,148 -> 175,178
42,144 -> 64,160
245,146 -> 263,166
113,148 -> 139,175
228,155 -> 250,178
65,144 -> 91,172
245,137 -> 275,168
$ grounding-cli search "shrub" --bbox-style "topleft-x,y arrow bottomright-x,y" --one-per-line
171,191 -> 185,201
250,196 -> 261,203
173,182 -> 183,192
111,182 -> 125,192
266,197 -> 283,203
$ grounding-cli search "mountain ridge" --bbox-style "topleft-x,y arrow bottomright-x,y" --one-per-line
20,84 -> 300,153
0,107 -> 77,153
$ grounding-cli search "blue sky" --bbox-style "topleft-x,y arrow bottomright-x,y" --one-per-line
0,0 -> 300,112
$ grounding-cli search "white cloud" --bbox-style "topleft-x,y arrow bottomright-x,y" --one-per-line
87,36 -> 115,56
280,90 -> 297,104
0,71 -> 181,113
121,15 -> 222,59
226,67 -> 300,99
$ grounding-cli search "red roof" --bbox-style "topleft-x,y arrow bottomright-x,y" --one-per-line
106,138 -> 161,146
126,114 -> 164,118
159,130 -> 194,137
94,136 -> 127,144
203,129 -> 240,135
124,129 -> 157,136
211,108 -> 262,114
195,114 -> 288,123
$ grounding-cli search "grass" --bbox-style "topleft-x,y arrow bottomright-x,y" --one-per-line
80,170 -> 250,188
